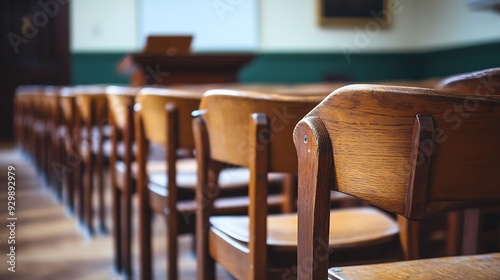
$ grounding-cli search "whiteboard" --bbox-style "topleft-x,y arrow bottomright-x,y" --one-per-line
139,0 -> 259,52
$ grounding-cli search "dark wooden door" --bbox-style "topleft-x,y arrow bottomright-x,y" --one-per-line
0,0 -> 70,140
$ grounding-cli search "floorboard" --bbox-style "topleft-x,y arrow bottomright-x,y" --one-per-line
0,144 -> 233,279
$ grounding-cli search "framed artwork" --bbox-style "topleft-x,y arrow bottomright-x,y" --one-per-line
317,0 -> 391,26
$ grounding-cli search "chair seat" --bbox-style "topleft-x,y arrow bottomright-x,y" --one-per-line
210,207 -> 398,250
80,125 -> 112,140
144,158 -> 284,192
328,253 -> 500,280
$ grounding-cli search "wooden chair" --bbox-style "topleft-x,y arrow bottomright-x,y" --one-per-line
32,87 -> 51,183
437,67 -> 500,256
58,87 -> 81,215
106,85 -> 142,276
193,90 -> 399,280
43,86 -> 65,199
74,86 -> 110,235
437,67 -> 500,95
135,87 -> 288,280
14,85 -> 41,158
329,252 -> 500,280
294,84 -> 500,279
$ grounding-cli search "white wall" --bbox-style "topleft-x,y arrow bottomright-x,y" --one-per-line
139,0 -> 259,52
259,0 -> 419,52
414,0 -> 500,50
71,0 -> 138,52
70,0 -> 500,53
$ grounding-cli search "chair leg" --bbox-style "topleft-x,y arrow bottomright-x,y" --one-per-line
462,208 -> 481,255
112,184 -> 122,273
97,150 -> 107,233
122,186 -> 133,277
397,216 -> 420,260
282,173 -> 296,213
139,201 -> 152,280
196,213 -> 215,280
76,161 -> 85,224
85,154 -> 95,235
446,210 -> 463,256
166,212 -> 178,280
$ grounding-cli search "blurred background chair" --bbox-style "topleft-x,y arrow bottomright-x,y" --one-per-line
193,89 -> 397,280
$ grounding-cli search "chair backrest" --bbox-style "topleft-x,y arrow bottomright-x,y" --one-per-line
135,87 -> 203,148
295,84 -> 500,220
437,67 -> 500,96
294,84 -> 500,280
59,87 -> 76,129
106,86 -> 140,131
73,85 -> 108,127
44,86 -> 62,128
198,90 -> 327,172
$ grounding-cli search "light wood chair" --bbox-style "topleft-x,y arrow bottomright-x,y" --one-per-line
74,86 -> 110,235
294,84 -> 500,279
106,85 -> 142,276
437,67 -> 500,96
43,86 -> 65,199
329,252 -> 500,280
14,85 -> 42,158
193,89 -> 399,280
135,87 -> 288,280
58,87 -> 81,214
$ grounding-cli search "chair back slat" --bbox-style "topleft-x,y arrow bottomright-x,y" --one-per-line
200,90 -> 326,172
106,86 -> 140,130
136,88 -> 203,148
74,86 -> 108,126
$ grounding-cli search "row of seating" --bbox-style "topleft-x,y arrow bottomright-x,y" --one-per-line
13,68 -> 500,279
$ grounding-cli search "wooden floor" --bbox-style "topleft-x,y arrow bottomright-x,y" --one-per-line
0,144 -> 232,279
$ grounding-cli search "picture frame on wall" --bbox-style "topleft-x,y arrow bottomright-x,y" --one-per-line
317,0 -> 391,26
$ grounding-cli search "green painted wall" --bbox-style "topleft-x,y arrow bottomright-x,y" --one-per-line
72,53 -> 130,85
71,41 -> 500,85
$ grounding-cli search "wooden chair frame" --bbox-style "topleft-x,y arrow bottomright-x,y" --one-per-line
294,84 -> 500,279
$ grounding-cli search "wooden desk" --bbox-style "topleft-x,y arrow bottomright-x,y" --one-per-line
117,53 -> 254,86
329,253 -> 500,280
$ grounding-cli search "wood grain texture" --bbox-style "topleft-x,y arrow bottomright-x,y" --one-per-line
329,253 -> 500,280
106,86 -> 140,130
136,87 -> 203,147
199,90 -> 327,172
296,83 -> 500,280
210,208 -> 397,249
305,84 -> 500,217
437,67 -> 500,96
197,88 -> 382,280
106,86 -> 137,277
437,68 -> 500,256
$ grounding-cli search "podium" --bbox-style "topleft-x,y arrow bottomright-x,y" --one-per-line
117,53 -> 255,86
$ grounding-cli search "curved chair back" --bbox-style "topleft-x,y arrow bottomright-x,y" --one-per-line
437,67 -> 500,96
74,86 -> 109,129
198,90 -> 327,172
136,87 -> 203,149
294,84 -> 500,279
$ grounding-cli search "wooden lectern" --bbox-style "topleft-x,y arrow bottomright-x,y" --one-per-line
117,36 -> 254,86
